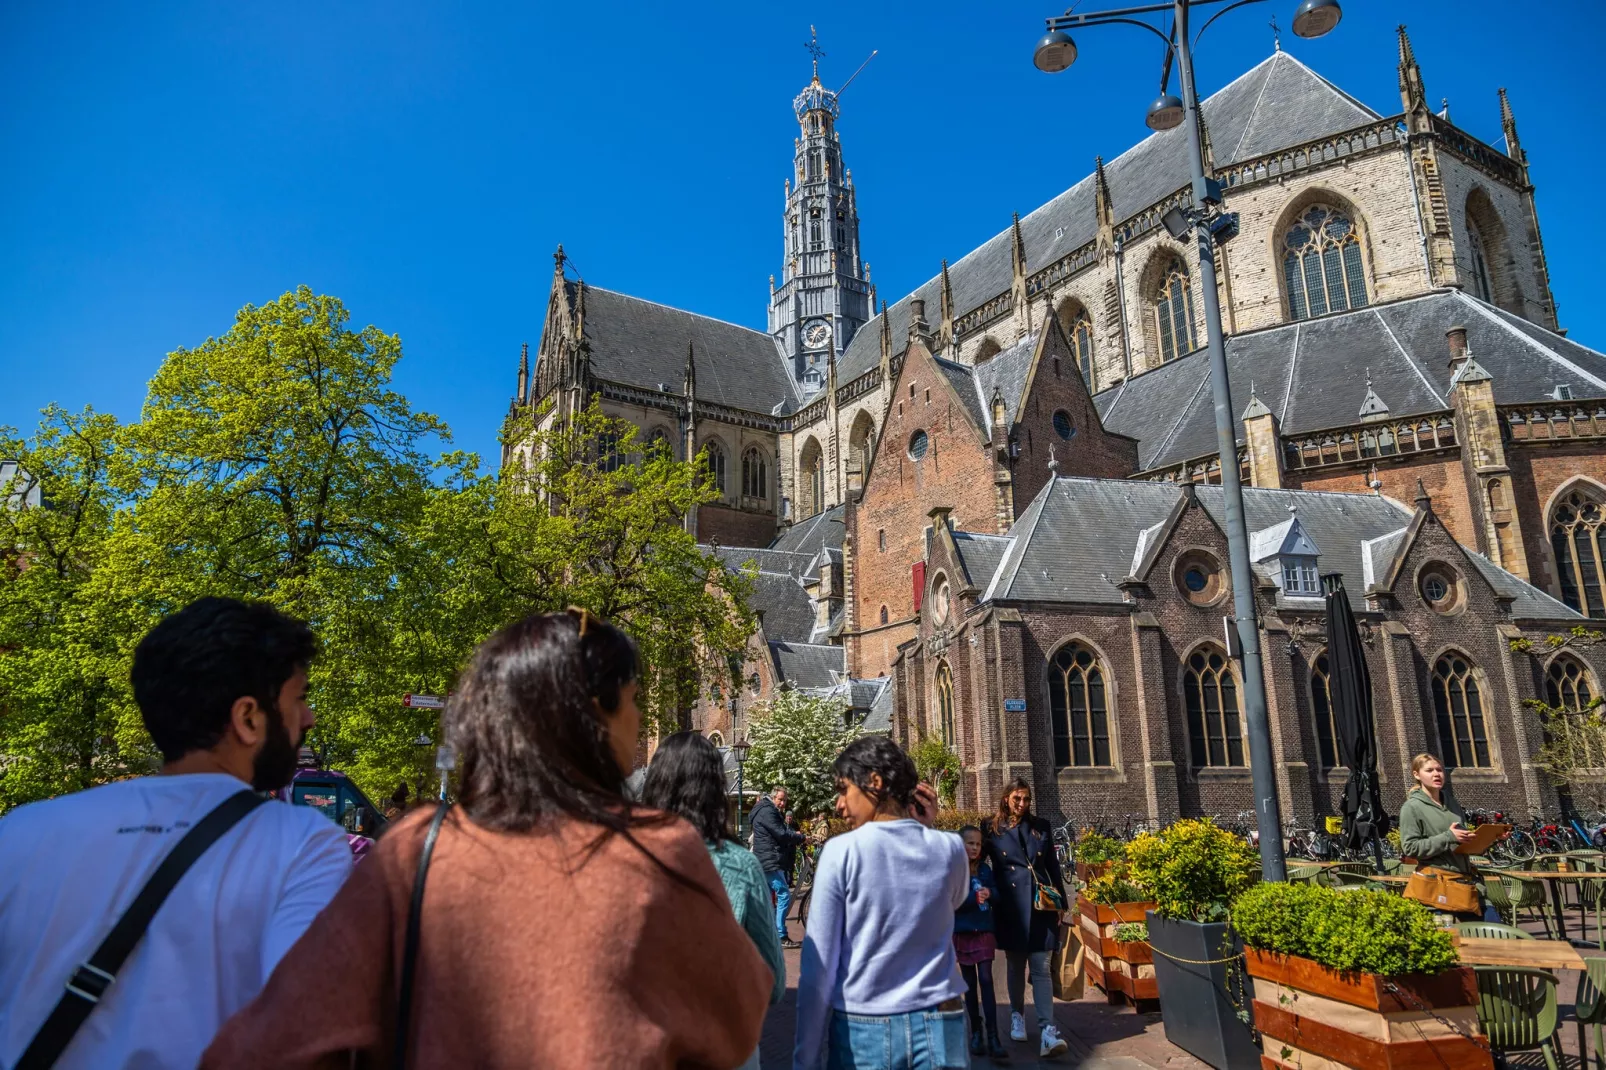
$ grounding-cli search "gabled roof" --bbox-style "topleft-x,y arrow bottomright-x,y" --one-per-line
769,640 -> 845,690
770,503 -> 847,555
971,332 -> 1040,436
837,52 -> 1381,384
953,531 -> 1011,592
561,284 -> 800,415
707,544 -> 817,643
931,354 -> 989,435
1249,515 -> 1321,562
1095,291 -> 1606,472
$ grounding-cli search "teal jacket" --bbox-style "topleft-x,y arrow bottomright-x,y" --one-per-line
708,839 -> 787,1006
1399,787 -> 1474,877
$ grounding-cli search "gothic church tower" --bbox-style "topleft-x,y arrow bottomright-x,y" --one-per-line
768,34 -> 872,393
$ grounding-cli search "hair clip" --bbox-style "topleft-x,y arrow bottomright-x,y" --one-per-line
567,605 -> 597,637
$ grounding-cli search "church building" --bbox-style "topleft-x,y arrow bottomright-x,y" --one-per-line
511,27 -> 1606,823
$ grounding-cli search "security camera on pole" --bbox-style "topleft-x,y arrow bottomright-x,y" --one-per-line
1032,0 -> 1344,882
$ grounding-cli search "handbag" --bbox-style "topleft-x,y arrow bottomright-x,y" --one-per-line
396,801 -> 451,1070
1050,920 -> 1085,1001
1017,821 -> 1065,912
1403,865 -> 1480,914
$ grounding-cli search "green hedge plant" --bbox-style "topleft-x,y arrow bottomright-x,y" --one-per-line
1232,882 -> 1457,976
1074,831 -> 1126,866
1126,818 -> 1260,922
1085,870 -> 1150,906
1113,922 -> 1149,944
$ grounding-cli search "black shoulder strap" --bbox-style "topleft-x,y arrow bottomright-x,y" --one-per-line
15,788 -> 267,1070
395,801 -> 450,1070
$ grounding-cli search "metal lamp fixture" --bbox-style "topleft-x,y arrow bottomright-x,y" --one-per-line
1033,28 -> 1078,72
1145,91 -> 1185,131
731,736 -> 752,765
1291,0 -> 1342,39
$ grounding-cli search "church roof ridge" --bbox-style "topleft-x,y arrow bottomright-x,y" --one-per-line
580,283 -> 773,340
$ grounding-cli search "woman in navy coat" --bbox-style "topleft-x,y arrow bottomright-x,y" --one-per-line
982,777 -> 1069,1057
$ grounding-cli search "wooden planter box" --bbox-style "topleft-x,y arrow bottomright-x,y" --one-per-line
1244,948 -> 1493,1070
1077,894 -> 1159,1003
1075,860 -> 1114,883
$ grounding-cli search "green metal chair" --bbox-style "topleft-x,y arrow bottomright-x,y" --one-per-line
1287,863 -> 1323,883
1453,920 -> 1533,940
1316,862 -> 1376,888
1472,966 -> 1562,1070
1505,873 -> 1557,939
1574,957 -> 1606,1070
1481,875 -> 1516,927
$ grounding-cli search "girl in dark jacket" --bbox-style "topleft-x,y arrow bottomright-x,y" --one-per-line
982,778 -> 1068,1058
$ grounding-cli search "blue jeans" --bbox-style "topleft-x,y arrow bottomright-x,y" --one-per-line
827,1006 -> 970,1070
767,870 -> 792,942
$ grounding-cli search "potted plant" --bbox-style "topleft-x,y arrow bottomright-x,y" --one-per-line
1126,819 -> 1261,1069
1077,870 -> 1159,1005
1233,882 -> 1491,1069
1073,830 -> 1126,883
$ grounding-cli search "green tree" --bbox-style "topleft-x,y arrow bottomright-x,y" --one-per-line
909,736 -> 961,809
742,690 -> 860,818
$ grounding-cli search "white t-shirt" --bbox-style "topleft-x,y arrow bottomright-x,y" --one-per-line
0,772 -> 352,1069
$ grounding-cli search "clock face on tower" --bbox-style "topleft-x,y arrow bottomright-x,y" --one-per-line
804,321 -> 833,350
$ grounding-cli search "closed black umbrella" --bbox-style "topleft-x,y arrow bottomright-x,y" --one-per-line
1323,572 -> 1389,871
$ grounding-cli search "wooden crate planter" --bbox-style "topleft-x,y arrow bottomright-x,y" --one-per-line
1245,948 -> 1493,1070
1077,894 -> 1159,1003
1075,860 -> 1113,884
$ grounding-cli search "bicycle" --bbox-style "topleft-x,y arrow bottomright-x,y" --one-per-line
790,843 -> 818,929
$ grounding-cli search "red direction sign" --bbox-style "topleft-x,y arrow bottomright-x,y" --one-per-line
403,693 -> 446,710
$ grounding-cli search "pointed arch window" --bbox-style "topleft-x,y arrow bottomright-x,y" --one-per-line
1546,656 -> 1596,712
701,442 -> 727,494
1154,260 -> 1197,363
1070,311 -> 1095,388
644,428 -> 672,459
1185,648 -> 1244,767
1467,222 -> 1494,303
1283,205 -> 1368,320
597,430 -> 624,473
935,661 -> 956,747
798,438 -> 825,519
742,447 -> 769,500
1431,653 -> 1491,769
1551,489 -> 1606,617
1310,652 -> 1340,770
1049,643 -> 1110,768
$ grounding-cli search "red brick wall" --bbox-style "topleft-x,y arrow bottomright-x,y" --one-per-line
1506,443 -> 1606,598
1011,324 -> 1139,505
1290,456 -> 1476,548
697,503 -> 777,548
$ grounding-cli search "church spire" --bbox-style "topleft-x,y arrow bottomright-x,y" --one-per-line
1397,25 -> 1426,113
516,342 -> 529,402
1498,87 -> 1524,165
683,340 -> 697,400
939,259 -> 956,356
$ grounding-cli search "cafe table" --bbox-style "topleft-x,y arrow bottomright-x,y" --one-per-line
1452,935 -> 1587,971
1500,870 -> 1606,946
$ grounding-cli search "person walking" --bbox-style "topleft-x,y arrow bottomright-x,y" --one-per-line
643,731 -> 786,1070
0,597 -> 353,1070
1399,752 -> 1499,922
955,826 -> 1007,1062
982,778 -> 1068,1058
751,785 -> 808,948
792,736 -> 969,1070
202,609 -> 772,1069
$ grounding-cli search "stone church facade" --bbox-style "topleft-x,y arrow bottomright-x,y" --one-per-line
511,29 -> 1606,822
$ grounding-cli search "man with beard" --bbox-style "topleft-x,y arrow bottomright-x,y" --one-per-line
0,597 -> 351,1069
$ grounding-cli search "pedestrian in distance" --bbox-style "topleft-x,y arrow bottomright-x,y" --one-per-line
202,608 -> 772,1069
0,596 -> 353,1070
750,784 -> 809,948
982,778 -> 1069,1058
792,735 -> 970,1070
955,826 -> 1008,1062
642,731 -> 786,1070
1400,752 -> 1500,923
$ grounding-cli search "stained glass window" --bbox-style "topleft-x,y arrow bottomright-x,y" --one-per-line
1155,260 -> 1196,363
1049,643 -> 1111,767
1283,206 -> 1370,320
1431,654 -> 1491,769
1552,490 -> 1606,617
1185,649 -> 1244,767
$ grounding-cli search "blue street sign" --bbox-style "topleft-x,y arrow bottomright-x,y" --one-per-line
1003,699 -> 1027,712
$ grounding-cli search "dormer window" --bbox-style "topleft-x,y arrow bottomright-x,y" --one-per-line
1281,556 -> 1321,596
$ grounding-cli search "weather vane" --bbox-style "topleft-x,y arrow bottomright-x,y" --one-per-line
1269,16 -> 1281,50
805,25 -> 825,80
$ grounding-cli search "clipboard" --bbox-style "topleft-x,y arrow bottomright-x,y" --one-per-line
1455,823 -> 1512,855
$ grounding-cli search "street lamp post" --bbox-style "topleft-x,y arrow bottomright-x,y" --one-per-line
732,735 -> 752,837
1033,0 -> 1341,882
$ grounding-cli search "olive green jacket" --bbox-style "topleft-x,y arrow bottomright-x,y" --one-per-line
1399,787 -> 1474,876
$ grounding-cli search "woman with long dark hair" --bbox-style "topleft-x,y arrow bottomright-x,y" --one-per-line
643,731 -> 785,1070
792,736 -> 969,1070
982,777 -> 1068,1058
203,610 -> 772,1068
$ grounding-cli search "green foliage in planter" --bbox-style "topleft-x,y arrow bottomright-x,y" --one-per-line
1126,818 -> 1260,922
1075,831 -> 1126,866
1086,870 -> 1150,906
1113,922 -> 1148,944
1232,882 -> 1457,977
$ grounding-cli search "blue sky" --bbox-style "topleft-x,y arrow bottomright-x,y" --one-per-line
2,1 -> 1598,465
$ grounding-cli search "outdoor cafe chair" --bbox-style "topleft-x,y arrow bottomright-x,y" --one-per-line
1504,873 -> 1558,940
1481,875 -> 1516,927
1453,921 -> 1533,940
1472,966 -> 1562,1070
1573,957 -> 1606,1070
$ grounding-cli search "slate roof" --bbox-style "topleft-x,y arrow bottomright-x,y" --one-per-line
953,531 -> 1011,590
976,477 -> 1578,618
770,503 -> 847,555
863,678 -> 895,733
933,355 -> 988,433
836,52 -> 1380,385
971,333 -> 1039,436
567,284 -> 798,415
1094,291 -> 1606,471
769,640 -> 845,690
706,543 -> 817,642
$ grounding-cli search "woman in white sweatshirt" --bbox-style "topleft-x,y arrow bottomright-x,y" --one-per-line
792,736 -> 971,1070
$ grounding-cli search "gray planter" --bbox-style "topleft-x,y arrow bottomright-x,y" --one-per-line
1145,913 -> 1260,1070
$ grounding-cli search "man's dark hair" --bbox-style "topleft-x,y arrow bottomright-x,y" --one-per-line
131,597 -> 317,762
832,735 -> 917,808
641,731 -> 732,844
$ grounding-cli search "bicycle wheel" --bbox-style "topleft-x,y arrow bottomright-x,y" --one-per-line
1503,829 -> 1537,863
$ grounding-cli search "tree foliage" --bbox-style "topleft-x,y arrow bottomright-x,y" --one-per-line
909,736 -> 961,808
0,287 -> 753,811
741,690 -> 859,819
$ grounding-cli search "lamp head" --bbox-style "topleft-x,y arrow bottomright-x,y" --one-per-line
1146,92 -> 1185,131
1161,206 -> 1192,240
1291,0 -> 1342,38
732,736 -> 751,763
1033,29 -> 1077,73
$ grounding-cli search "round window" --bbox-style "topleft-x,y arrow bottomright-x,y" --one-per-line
1423,575 -> 1447,602
1184,567 -> 1209,592
1419,565 -> 1461,614
933,580 -> 951,623
1053,410 -> 1075,440
1174,550 -> 1226,606
909,430 -> 930,460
